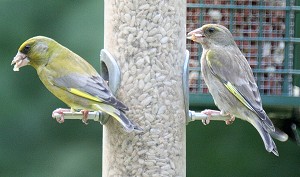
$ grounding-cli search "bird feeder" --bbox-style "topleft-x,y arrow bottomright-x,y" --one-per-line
102,0 -> 187,176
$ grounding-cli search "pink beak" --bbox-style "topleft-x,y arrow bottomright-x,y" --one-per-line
187,28 -> 205,41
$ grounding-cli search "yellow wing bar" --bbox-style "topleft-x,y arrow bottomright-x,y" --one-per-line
223,81 -> 256,113
69,88 -> 101,102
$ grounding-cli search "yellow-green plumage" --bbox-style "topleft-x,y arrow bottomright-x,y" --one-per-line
12,36 -> 141,132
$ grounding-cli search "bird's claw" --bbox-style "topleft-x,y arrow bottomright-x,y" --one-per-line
222,111 -> 235,125
225,115 -> 235,125
56,117 -> 64,123
200,109 -> 235,125
52,108 -> 71,123
200,109 -> 221,125
81,110 -> 89,125
202,118 -> 210,125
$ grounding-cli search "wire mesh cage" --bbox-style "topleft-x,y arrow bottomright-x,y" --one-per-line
187,0 -> 300,107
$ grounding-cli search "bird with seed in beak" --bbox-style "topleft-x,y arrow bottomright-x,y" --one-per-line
11,36 -> 142,132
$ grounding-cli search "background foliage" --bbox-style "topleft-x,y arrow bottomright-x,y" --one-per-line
0,1 -> 299,176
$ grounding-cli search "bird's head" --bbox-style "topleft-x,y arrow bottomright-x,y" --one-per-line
11,36 -> 56,71
187,24 -> 235,49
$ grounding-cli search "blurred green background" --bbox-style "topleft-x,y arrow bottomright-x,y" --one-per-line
0,1 -> 299,177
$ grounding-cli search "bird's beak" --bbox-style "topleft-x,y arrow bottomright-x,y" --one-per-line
187,28 -> 204,42
11,52 -> 30,71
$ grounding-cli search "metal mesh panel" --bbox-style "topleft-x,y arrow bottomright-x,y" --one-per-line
187,0 -> 296,96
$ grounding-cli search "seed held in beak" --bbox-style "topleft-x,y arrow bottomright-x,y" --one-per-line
11,52 -> 30,71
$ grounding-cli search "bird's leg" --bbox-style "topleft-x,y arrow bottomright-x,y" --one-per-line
52,108 -> 71,123
220,110 -> 235,125
81,110 -> 89,125
200,109 -> 221,125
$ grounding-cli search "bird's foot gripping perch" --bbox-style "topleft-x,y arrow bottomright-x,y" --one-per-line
52,108 -> 71,123
224,113 -> 235,125
200,109 -> 221,125
81,110 -> 89,125
200,109 -> 235,125
51,108 -> 142,132
52,108 -> 94,125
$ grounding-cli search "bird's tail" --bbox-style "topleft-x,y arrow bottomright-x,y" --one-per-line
93,104 -> 143,132
249,118 -> 279,156
118,111 -> 143,132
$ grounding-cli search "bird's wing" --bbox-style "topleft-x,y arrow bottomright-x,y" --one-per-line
45,52 -> 128,111
52,72 -> 128,111
206,46 -> 274,131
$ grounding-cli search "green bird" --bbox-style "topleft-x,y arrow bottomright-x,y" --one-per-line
187,24 -> 287,156
11,36 -> 141,132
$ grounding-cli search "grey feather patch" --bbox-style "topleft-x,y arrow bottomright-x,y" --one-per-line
53,73 -> 128,111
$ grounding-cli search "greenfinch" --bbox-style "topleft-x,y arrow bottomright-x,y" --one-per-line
187,24 -> 287,156
11,36 -> 141,132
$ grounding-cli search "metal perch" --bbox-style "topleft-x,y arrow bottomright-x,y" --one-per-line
52,109 -> 109,125
52,109 -> 231,124
188,110 -> 231,122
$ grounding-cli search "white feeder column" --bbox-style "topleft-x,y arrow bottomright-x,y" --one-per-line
103,0 -> 186,176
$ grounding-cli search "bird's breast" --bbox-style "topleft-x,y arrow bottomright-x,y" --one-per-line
200,51 -> 242,115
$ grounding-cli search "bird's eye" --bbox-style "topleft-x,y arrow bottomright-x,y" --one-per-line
207,28 -> 215,33
22,45 -> 31,54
